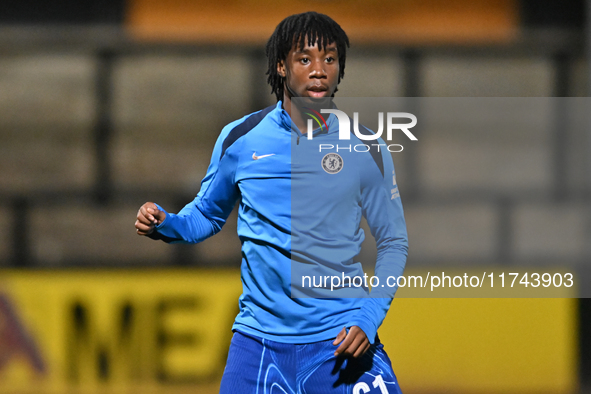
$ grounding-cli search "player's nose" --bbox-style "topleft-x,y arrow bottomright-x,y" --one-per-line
309,60 -> 327,78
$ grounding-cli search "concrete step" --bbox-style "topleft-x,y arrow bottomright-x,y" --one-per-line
513,202 -> 589,261
112,55 -> 253,127
337,55 -> 403,97
0,54 -> 95,125
404,202 -> 498,261
0,125 -> 94,193
422,56 -> 553,97
419,139 -> 551,194
111,125 -> 216,192
29,203 -> 171,266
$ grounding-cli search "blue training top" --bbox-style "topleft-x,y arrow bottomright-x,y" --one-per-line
150,101 -> 408,344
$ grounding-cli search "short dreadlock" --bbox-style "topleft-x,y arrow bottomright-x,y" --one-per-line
265,12 -> 350,101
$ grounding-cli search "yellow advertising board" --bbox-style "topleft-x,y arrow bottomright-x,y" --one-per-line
0,270 -> 242,393
0,269 -> 578,393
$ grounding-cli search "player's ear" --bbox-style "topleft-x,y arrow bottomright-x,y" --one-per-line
277,61 -> 286,78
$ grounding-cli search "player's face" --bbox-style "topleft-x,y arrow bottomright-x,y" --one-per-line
278,41 -> 339,99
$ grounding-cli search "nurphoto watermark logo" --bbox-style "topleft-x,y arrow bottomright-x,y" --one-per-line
305,108 -> 418,153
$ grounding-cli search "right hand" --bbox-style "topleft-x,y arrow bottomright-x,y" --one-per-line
135,202 -> 166,236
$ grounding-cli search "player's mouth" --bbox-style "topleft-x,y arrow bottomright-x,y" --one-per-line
307,85 -> 328,97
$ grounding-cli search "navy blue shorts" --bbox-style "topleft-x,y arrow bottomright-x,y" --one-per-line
219,331 -> 403,394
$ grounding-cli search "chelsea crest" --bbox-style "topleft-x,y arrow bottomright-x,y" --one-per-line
321,153 -> 344,174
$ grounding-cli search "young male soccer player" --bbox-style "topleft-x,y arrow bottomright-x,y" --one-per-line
135,12 -> 408,393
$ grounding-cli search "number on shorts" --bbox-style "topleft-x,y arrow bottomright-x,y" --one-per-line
353,374 -> 389,394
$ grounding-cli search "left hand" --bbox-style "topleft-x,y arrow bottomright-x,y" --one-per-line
332,326 -> 370,358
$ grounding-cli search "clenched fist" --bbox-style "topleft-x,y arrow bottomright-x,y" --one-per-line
135,202 -> 166,236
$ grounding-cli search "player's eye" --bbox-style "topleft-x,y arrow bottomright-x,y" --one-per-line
325,57 -> 335,63
300,58 -> 310,64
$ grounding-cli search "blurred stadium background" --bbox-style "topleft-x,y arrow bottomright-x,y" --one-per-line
0,0 -> 589,393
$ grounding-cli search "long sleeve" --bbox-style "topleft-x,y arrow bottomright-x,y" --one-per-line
348,149 -> 408,343
149,121 -> 243,244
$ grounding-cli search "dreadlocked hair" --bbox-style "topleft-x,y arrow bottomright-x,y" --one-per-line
265,12 -> 350,101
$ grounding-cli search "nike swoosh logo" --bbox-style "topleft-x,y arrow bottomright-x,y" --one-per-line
252,152 -> 276,160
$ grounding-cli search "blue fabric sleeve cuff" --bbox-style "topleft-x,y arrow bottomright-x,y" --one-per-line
154,203 -> 169,228
347,318 -> 378,345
